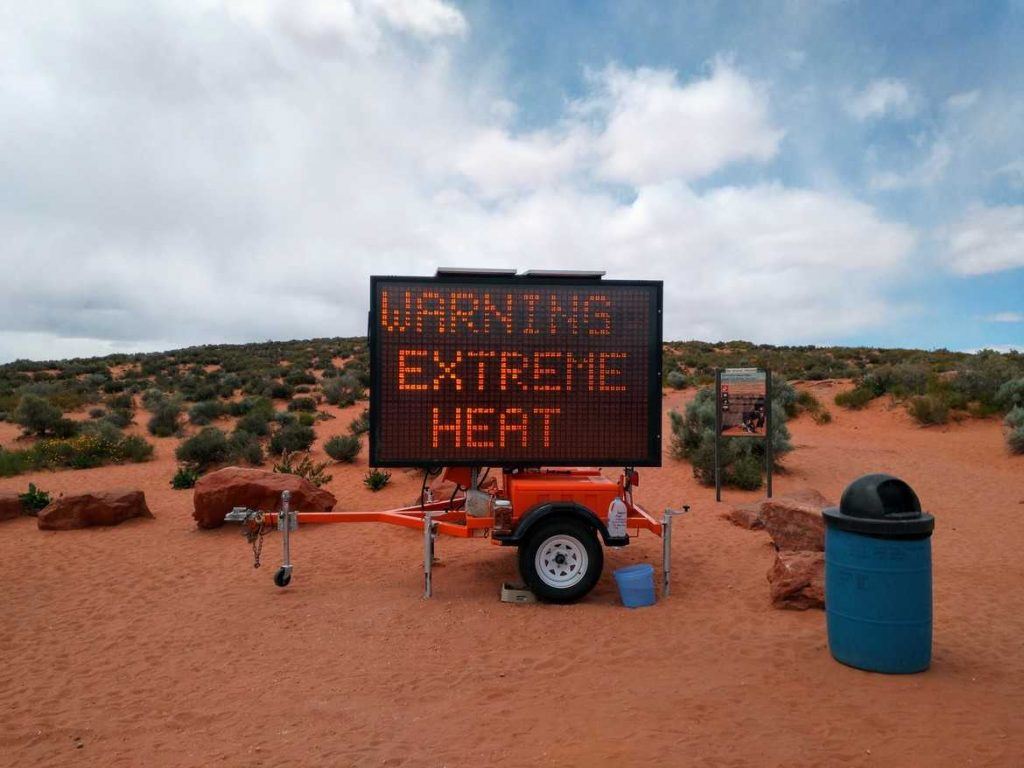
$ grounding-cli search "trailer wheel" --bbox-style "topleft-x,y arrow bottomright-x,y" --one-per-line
273,567 -> 291,588
519,518 -> 603,603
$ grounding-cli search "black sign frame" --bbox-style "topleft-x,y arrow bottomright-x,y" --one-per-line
368,273 -> 663,468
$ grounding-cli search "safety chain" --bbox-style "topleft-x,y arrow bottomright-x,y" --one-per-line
241,510 -> 268,569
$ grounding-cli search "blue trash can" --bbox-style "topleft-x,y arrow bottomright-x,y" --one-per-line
823,474 -> 935,674
614,564 -> 656,608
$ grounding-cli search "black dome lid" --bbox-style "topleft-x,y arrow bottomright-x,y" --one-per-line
823,474 -> 934,537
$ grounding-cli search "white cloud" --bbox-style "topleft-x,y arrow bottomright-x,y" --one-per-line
995,159 -> 1024,190
0,0 -> 918,361
591,64 -> 783,185
870,140 -> 952,190
847,78 -> 916,121
945,90 -> 980,111
944,205 -> 1024,275
984,312 -> 1024,323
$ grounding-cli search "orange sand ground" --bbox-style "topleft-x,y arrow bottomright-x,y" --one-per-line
2,382 -> 1023,767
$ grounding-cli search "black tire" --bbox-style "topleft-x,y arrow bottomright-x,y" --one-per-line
518,518 -> 603,603
274,567 -> 292,588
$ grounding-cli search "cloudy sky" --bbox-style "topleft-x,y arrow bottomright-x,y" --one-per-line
2,0 -> 1023,362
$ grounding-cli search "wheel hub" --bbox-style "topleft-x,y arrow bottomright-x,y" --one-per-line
534,534 -> 589,589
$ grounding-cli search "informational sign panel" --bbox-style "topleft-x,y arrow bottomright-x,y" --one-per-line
369,275 -> 663,467
714,367 -> 773,502
718,368 -> 768,437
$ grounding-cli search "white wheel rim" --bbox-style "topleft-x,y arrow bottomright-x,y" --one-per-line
534,534 -> 588,589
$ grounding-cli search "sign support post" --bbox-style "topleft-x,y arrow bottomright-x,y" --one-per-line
765,368 -> 773,499
714,368 -> 722,503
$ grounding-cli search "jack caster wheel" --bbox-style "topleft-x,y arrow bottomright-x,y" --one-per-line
274,567 -> 292,588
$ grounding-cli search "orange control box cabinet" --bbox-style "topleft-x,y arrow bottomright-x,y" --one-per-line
505,470 -> 619,523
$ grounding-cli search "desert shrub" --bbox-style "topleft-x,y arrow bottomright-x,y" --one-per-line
348,408 -> 369,436
13,394 -> 64,436
267,382 -> 294,400
273,451 -> 332,487
89,407 -> 106,419
908,395 -> 949,426
27,433 -> 152,472
18,483 -> 50,514
1005,407 -> 1024,430
996,378 -> 1024,411
236,409 -> 273,437
297,412 -> 316,427
795,390 -> 832,424
325,434 -> 361,462
1008,427 -> 1024,455
147,399 -> 182,437
106,393 -> 134,411
668,386 -> 791,489
188,400 -> 227,426
141,388 -> 169,411
287,396 -> 317,412
285,370 -> 316,386
323,373 -> 364,406
273,411 -> 297,427
80,419 -> 124,443
228,429 -> 264,465
835,386 -> 876,410
863,363 -> 929,398
104,409 -> 134,429
666,370 -> 687,390
121,435 -> 155,462
269,423 -> 315,455
171,465 -> 200,490
175,427 -> 230,470
363,468 -> 391,491
773,377 -> 798,418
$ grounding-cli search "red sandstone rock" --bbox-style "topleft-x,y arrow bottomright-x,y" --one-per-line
37,490 -> 153,530
761,489 -> 832,551
724,501 -> 765,530
0,492 -> 23,521
193,467 -> 336,529
768,550 -> 825,610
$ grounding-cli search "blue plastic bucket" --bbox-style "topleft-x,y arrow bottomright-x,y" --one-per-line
614,564 -> 656,608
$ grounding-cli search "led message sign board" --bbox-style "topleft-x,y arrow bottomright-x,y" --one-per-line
369,275 -> 663,467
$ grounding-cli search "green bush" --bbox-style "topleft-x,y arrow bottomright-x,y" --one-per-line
188,400 -> 226,425
267,382 -> 294,400
270,423 -> 315,455
171,465 -> 200,489
228,429 -> 264,465
297,412 -> 316,427
175,427 -> 230,470
908,395 -> 949,426
325,434 -> 361,462
104,409 -> 134,429
18,483 -> 50,514
13,394 -> 64,436
273,451 -> 332,487
348,408 -> 369,436
323,373 -> 364,406
89,407 -> 106,419
0,432 -> 154,476
363,468 -> 391,491
1005,407 -> 1024,430
148,399 -> 182,437
835,387 -> 876,410
996,378 -> 1024,411
668,386 -> 791,489
1008,427 -> 1024,455
666,370 -> 687,390
287,396 -> 317,412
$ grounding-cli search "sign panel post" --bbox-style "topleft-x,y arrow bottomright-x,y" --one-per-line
369,275 -> 663,468
714,367 -> 772,501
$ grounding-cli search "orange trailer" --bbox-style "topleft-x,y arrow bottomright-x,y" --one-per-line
228,269 -> 689,603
